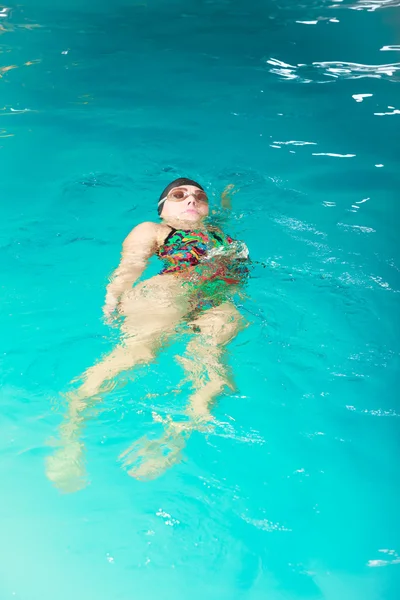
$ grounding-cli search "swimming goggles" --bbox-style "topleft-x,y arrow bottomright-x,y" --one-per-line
158,188 -> 209,208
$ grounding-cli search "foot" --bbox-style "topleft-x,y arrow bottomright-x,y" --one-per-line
119,421 -> 191,481
46,439 -> 87,493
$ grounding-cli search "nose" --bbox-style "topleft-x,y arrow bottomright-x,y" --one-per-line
186,194 -> 198,205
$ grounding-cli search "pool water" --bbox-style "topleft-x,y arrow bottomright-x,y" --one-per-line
1,1 -> 399,598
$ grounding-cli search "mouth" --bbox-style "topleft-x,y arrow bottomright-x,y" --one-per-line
184,208 -> 199,215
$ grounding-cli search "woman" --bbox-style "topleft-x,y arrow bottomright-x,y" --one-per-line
46,178 -> 250,489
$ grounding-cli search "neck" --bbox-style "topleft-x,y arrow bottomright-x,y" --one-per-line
163,217 -> 206,231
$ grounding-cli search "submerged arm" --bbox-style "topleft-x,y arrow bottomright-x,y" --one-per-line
209,184 -> 238,228
221,183 -> 236,210
103,222 -> 159,320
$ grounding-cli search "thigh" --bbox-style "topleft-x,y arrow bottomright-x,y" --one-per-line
119,275 -> 191,344
121,274 -> 190,315
188,301 -> 247,346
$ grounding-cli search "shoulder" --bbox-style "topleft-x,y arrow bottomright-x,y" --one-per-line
123,221 -> 170,249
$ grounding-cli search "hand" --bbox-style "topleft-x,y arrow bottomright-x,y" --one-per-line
102,300 -> 118,326
221,183 -> 238,209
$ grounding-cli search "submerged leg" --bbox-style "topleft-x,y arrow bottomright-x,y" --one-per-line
46,339 -> 157,492
121,302 -> 246,480
46,276 -> 189,491
182,301 -> 246,421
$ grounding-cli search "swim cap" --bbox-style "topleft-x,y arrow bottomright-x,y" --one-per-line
158,177 -> 204,215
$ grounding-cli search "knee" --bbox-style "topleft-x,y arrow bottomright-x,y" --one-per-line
227,305 -> 247,330
215,306 -> 246,341
201,313 -> 245,346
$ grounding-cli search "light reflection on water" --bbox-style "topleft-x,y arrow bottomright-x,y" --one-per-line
267,57 -> 400,82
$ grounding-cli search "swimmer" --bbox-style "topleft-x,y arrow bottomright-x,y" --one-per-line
46,178 -> 250,490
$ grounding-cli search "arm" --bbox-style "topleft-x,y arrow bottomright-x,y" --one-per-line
103,221 -> 159,320
221,183 -> 236,210
210,184 -> 238,228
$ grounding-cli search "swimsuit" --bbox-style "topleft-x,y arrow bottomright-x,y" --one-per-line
157,226 -> 249,311
157,226 -> 248,282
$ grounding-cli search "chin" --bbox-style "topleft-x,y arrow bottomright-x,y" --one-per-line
180,212 -> 204,222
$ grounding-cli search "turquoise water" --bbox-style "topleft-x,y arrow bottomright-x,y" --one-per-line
1,0 -> 400,598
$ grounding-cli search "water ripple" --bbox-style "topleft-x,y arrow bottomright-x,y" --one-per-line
347,0 -> 400,11
267,57 -> 400,82
0,7 -> 11,19
380,45 -> 400,51
367,549 -> 400,567
346,405 -> 400,417
241,514 -> 292,533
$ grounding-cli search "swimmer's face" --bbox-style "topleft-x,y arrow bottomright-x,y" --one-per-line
161,185 -> 209,223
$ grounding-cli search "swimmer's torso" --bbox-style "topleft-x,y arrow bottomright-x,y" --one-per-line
157,226 -> 249,284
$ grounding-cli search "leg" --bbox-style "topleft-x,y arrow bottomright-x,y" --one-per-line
120,302 -> 247,480
47,339 -> 158,492
181,301 -> 246,421
46,275 -> 189,491
71,274 -> 189,401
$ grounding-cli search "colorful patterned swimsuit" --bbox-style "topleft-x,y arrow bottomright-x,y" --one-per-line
157,227 -> 249,285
